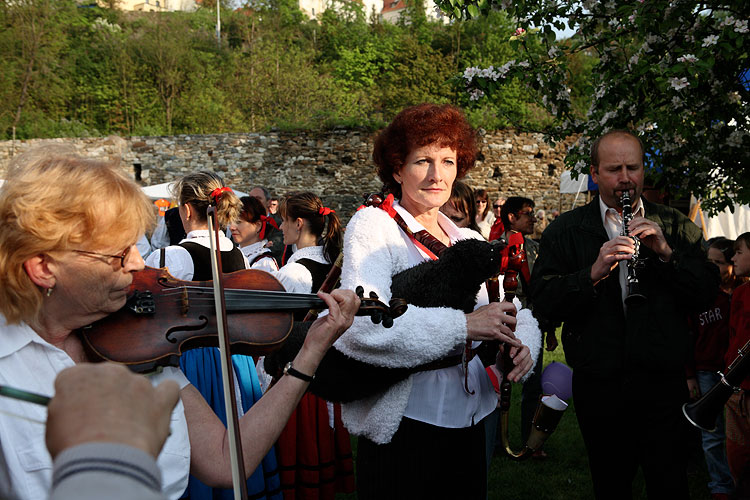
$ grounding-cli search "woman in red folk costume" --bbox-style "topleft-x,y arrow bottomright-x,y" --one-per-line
273,191 -> 355,500
336,104 -> 539,499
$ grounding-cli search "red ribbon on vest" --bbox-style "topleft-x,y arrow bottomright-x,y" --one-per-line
258,214 -> 279,240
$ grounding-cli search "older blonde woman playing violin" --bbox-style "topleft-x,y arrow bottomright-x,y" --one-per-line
0,148 -> 359,500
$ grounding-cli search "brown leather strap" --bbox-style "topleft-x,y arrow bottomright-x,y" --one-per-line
415,350 -> 476,372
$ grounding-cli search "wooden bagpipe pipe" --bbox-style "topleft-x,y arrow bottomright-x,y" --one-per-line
487,237 -> 568,460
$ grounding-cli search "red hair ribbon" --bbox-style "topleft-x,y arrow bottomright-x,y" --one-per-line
258,214 -> 279,240
210,187 -> 232,201
318,206 -> 335,216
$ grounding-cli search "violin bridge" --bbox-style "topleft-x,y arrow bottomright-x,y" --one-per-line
181,287 -> 189,315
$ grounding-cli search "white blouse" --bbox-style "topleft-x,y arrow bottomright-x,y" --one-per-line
239,240 -> 279,273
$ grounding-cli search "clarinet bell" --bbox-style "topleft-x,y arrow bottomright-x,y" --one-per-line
624,283 -> 647,306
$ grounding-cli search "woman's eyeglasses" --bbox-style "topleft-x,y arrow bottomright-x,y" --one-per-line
72,247 -> 132,268
493,204 -> 503,209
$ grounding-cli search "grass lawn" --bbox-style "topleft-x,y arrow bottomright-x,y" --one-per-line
338,346 -> 715,499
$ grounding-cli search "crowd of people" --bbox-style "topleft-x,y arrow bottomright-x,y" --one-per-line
0,104 -> 748,500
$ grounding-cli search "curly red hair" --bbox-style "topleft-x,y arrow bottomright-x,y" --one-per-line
373,103 -> 478,198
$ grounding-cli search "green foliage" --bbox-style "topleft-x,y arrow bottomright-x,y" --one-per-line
433,0 -> 750,213
1,0 -> 596,148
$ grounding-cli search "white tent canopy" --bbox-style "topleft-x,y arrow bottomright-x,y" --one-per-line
559,171 -> 589,194
141,182 -> 248,200
691,201 -> 750,240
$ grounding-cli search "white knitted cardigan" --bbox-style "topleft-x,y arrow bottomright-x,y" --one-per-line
336,206 -> 541,444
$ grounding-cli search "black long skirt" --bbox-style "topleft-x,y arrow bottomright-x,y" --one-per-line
356,417 -> 487,500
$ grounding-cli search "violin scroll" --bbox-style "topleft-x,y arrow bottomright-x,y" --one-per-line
354,286 -> 407,328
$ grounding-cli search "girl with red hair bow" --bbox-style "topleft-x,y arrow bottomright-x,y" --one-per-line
230,196 -> 279,272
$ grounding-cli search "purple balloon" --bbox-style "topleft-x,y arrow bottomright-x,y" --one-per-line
541,361 -> 573,401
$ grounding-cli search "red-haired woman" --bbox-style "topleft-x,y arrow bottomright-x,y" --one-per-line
336,104 -> 539,498
272,192 -> 355,500
230,196 -> 279,272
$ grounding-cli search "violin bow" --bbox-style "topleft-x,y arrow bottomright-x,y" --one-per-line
206,205 -> 249,500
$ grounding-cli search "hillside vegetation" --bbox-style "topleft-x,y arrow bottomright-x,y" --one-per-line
0,0 -> 595,139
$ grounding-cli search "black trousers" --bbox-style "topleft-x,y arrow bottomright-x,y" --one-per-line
357,417 -> 487,500
573,370 -> 691,500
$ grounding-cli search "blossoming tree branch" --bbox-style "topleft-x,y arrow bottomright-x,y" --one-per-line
434,0 -> 749,214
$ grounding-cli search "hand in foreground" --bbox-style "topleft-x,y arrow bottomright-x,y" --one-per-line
46,363 -> 180,459
465,301 -> 521,347
628,216 -> 672,261
303,289 -> 360,357
590,235 -> 636,284
499,344 -> 533,382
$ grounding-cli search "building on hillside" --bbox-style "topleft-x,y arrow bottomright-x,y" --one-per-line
298,0 -> 381,20
97,0 -> 196,12
381,0 -> 446,23
298,0 -> 324,18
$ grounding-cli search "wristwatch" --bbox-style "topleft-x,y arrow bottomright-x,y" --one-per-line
283,362 -> 315,382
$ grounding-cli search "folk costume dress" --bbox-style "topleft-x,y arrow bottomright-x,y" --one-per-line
144,230 -> 282,500
273,246 -> 356,500
335,200 -> 540,499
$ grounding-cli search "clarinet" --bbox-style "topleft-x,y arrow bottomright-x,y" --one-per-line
621,191 -> 646,305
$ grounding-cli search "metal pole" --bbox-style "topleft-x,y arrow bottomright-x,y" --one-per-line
216,0 -> 221,48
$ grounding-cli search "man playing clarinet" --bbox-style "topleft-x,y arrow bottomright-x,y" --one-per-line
530,130 -> 719,499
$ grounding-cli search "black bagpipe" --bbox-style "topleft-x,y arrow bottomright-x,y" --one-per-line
264,235 -> 508,403
683,338 -> 750,432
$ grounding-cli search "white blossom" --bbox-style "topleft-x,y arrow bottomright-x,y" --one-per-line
672,96 -> 683,107
720,16 -> 736,28
469,88 -> 485,101
735,20 -> 749,34
676,54 -> 698,63
669,77 -> 689,90
600,111 -> 617,126
595,84 -> 608,99
548,46 -> 560,58
728,118 -> 738,127
575,159 -> 587,170
629,54 -> 639,66
517,60 -> 530,68
727,129 -> 746,147
702,35 -> 719,47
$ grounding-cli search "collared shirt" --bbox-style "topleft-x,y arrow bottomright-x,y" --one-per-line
0,316 -> 191,500
239,240 -> 279,273
598,196 -> 645,304
393,201 -> 496,428
144,230 -> 249,281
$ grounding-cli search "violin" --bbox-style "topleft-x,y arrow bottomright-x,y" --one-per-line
80,266 -> 407,373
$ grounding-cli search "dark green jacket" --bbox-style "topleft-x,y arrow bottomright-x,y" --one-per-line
529,197 -> 718,377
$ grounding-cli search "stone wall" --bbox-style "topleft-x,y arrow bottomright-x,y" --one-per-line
0,130 -> 588,223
